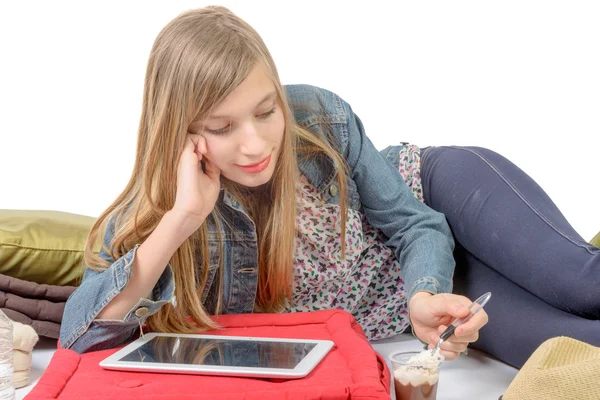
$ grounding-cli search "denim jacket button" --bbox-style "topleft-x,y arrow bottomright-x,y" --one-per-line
329,184 -> 338,196
135,307 -> 149,317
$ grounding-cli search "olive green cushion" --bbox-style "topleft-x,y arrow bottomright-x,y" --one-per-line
0,210 -> 100,286
591,231 -> 600,248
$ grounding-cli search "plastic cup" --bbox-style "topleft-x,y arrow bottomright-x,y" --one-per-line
389,350 -> 444,400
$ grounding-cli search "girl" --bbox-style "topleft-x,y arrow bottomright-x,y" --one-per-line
60,6 -> 598,368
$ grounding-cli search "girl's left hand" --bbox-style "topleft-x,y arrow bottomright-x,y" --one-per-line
408,292 -> 489,361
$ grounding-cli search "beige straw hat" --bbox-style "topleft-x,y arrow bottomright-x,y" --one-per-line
501,336 -> 600,400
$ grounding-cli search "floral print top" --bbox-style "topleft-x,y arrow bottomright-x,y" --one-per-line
286,144 -> 424,341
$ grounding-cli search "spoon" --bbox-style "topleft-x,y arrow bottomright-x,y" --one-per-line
428,292 -> 492,355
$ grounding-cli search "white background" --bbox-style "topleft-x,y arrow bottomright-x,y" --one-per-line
1,1 -> 598,240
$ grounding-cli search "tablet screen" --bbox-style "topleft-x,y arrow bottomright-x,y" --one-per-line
118,337 -> 317,369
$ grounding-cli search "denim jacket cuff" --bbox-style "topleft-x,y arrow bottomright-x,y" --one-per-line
107,243 -> 176,324
122,263 -> 176,324
408,277 -> 441,302
407,277 -> 453,347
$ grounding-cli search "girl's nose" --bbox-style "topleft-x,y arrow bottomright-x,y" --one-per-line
239,124 -> 265,156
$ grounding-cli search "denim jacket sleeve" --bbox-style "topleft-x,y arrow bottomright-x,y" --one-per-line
59,217 -> 175,353
337,91 -> 455,301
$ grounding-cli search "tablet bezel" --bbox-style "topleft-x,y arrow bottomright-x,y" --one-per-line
99,332 -> 335,379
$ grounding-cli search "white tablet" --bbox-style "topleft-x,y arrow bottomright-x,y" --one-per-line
99,332 -> 334,379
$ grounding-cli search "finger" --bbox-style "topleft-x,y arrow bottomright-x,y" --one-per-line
428,344 -> 463,361
438,323 -> 479,343
187,132 -> 200,147
427,341 -> 468,353
428,294 -> 472,320
439,350 -> 460,361
181,137 -> 199,161
184,136 -> 196,151
441,339 -> 468,354
196,135 -> 208,155
184,135 -> 203,162
455,309 -> 488,337
413,327 -> 440,347
428,334 -> 468,354
446,332 -> 479,344
202,157 -> 221,180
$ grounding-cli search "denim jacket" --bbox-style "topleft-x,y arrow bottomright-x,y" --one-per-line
60,84 -> 455,353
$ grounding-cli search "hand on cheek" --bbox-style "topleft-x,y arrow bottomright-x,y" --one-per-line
193,135 -> 208,160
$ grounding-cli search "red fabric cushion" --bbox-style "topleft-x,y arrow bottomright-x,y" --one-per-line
26,310 -> 391,399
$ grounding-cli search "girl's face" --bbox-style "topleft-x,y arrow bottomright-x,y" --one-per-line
188,64 -> 285,188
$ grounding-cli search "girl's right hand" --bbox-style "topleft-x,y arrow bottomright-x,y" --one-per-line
172,134 -> 221,228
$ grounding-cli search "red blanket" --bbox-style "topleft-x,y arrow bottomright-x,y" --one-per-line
26,310 -> 391,399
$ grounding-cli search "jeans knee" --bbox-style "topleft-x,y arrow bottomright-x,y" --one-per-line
421,146 -> 501,203
423,146 -> 502,169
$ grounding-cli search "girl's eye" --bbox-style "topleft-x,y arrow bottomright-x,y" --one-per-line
258,107 -> 276,119
205,125 -> 230,135
204,107 -> 276,135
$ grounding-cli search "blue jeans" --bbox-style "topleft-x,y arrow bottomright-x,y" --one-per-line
420,146 -> 600,368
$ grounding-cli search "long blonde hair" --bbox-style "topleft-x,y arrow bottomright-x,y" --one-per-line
83,6 -> 348,334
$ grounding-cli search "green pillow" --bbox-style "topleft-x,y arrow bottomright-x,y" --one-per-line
0,210 -> 100,286
591,231 -> 600,248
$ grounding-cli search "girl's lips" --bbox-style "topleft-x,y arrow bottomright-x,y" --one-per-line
237,154 -> 271,173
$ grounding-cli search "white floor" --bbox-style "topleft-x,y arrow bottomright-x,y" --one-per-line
16,334 -> 518,400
